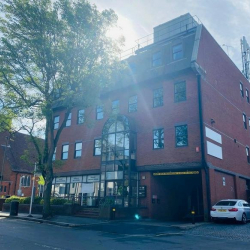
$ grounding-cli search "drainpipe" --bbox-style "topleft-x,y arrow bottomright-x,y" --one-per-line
197,74 -> 211,221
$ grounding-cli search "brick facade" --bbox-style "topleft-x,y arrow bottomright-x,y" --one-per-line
50,14 -> 250,221
0,131 -> 41,198
197,27 -> 250,208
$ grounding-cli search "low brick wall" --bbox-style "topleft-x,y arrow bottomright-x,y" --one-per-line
2,203 -> 81,215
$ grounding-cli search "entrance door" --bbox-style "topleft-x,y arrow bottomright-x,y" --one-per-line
150,172 -> 203,220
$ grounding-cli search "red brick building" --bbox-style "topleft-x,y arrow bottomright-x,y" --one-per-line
0,131 -> 41,198
51,13 -> 250,221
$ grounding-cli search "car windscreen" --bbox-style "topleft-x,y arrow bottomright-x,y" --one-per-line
215,201 -> 237,206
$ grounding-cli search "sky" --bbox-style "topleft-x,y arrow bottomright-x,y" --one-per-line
89,0 -> 250,70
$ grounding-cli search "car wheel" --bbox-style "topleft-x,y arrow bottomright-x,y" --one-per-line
242,213 -> 247,224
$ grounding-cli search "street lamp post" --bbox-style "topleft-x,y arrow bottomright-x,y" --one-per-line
0,136 -> 10,194
28,162 -> 37,217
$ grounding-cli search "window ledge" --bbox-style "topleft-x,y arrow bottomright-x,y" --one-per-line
151,65 -> 164,70
166,57 -> 186,66
174,99 -> 187,103
153,105 -> 164,108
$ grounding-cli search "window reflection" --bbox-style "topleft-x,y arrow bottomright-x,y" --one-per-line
101,116 -> 137,207
116,121 -> 124,132
109,123 -> 116,133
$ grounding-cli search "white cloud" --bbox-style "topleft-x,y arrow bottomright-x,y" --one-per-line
112,13 -> 139,50
89,0 -> 250,69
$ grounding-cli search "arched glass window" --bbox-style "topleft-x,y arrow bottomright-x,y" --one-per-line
102,116 -> 130,162
100,116 -> 137,207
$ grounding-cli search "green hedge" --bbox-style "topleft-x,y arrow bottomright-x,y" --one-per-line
39,198 -> 68,205
6,196 -> 68,205
20,196 -> 43,204
5,196 -> 21,203
5,196 -> 43,204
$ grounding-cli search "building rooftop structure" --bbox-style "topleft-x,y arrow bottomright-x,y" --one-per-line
121,13 -> 201,60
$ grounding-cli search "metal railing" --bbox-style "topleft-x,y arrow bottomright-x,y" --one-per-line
61,195 -> 99,207
120,15 -> 201,60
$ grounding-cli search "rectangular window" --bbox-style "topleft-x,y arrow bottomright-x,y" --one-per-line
153,128 -> 164,149
62,144 -> 69,160
4,186 -> 6,192
74,142 -> 82,158
240,82 -> 244,97
174,81 -> 186,102
106,181 -> 123,196
66,113 -> 71,127
173,44 -> 183,60
246,147 -> 250,164
94,139 -> 101,156
54,116 -> 59,130
21,175 -> 31,187
129,95 -> 137,113
243,113 -> 247,129
77,109 -> 85,124
153,88 -> 163,107
175,125 -> 188,147
52,147 -> 56,161
112,100 -> 119,114
246,89 -> 249,103
152,51 -> 162,67
96,106 -> 104,120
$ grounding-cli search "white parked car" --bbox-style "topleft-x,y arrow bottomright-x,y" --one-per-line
210,199 -> 250,224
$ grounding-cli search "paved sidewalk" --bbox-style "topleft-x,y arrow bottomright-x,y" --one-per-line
0,212 -> 109,227
0,211 -> 206,230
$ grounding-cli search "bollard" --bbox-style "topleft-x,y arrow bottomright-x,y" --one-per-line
191,210 -> 195,224
111,207 -> 116,220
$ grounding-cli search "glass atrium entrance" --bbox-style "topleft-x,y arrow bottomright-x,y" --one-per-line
100,115 -> 137,207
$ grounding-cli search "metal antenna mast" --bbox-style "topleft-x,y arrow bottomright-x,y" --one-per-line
241,36 -> 250,80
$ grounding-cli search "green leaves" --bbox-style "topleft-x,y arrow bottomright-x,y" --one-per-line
0,0 -> 122,128
0,1 -> 124,210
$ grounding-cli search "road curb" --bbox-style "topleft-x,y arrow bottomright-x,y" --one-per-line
170,223 -> 208,230
0,214 -> 208,229
0,214 -> 111,228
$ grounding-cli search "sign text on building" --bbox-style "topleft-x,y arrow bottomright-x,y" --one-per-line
153,171 -> 199,176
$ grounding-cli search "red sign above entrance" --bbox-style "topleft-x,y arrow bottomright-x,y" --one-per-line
153,171 -> 199,176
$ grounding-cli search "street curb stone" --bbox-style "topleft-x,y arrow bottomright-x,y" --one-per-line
0,214 -> 110,227
0,213 -> 208,230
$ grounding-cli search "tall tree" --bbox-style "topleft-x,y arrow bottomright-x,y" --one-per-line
0,0 -> 123,218
0,112 -> 13,132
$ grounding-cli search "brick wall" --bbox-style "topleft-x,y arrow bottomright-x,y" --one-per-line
8,173 -> 39,197
197,26 -> 250,204
54,70 -> 202,174
0,132 -> 12,181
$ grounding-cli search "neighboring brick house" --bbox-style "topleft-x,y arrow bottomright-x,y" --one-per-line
0,131 -> 41,197
51,13 -> 250,221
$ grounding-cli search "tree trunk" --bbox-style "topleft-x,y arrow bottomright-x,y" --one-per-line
42,167 -> 53,219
